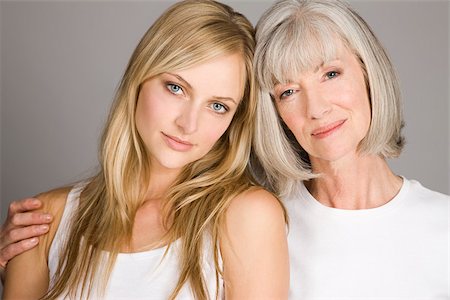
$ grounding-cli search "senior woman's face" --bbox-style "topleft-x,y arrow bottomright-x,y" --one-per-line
273,43 -> 371,164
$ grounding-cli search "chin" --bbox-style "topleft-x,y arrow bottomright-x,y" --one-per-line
311,145 -> 358,163
152,156 -> 192,171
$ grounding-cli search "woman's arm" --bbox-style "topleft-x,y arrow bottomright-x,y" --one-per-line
2,237 -> 49,299
0,198 -> 53,283
2,188 -> 69,299
221,188 -> 289,300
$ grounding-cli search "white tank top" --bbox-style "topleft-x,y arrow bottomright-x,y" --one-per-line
48,184 -> 224,299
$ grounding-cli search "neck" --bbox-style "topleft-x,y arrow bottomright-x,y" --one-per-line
124,164 -> 181,252
306,153 -> 402,209
144,164 -> 182,203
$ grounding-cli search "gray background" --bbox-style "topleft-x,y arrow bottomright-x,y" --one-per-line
1,0 -> 449,224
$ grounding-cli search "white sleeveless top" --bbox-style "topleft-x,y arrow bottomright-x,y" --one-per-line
48,184 -> 224,299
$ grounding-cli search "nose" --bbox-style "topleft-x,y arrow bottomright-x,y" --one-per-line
175,103 -> 199,134
304,88 -> 332,119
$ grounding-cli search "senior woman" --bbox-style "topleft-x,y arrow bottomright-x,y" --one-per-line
252,0 -> 449,298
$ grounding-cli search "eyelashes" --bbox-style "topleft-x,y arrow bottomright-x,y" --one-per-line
325,70 -> 340,80
166,83 -> 183,95
165,82 -> 229,115
209,102 -> 228,114
277,69 -> 341,101
280,89 -> 295,100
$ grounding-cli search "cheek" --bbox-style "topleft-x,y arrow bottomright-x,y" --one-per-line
346,75 -> 371,120
135,100 -> 147,137
279,108 -> 305,139
136,91 -> 168,127
352,90 -> 371,131
200,118 -> 233,151
135,95 -> 166,145
362,100 -> 371,128
136,104 -> 152,137
360,106 -> 372,141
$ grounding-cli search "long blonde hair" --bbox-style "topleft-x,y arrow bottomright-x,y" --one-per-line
44,1 -> 257,299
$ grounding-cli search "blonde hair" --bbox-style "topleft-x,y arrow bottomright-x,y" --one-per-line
252,0 -> 405,197
44,1 -> 257,299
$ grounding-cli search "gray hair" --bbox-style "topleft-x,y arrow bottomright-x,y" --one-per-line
252,0 -> 405,197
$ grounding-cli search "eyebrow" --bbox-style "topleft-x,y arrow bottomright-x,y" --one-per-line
213,96 -> 238,105
313,62 -> 325,73
316,59 -> 341,72
166,72 -> 193,90
165,72 -> 238,105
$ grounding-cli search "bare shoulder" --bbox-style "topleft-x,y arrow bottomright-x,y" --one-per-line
35,186 -> 73,251
35,186 -> 72,215
226,187 -> 286,225
220,187 -> 289,299
222,186 -> 287,250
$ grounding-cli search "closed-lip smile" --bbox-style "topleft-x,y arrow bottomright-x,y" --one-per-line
311,120 -> 346,139
162,132 -> 194,151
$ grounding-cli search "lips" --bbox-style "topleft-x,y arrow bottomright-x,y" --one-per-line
311,120 -> 346,139
162,132 -> 194,152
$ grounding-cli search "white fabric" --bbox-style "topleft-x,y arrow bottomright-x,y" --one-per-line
285,177 -> 449,299
48,184 -> 223,299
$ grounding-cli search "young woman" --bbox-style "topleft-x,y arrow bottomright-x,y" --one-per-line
253,0 -> 449,298
2,1 -> 289,299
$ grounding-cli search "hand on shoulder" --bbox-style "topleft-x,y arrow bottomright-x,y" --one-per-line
0,198 -> 52,274
2,186 -> 72,299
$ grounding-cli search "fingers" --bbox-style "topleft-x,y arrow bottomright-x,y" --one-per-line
8,198 -> 42,215
0,237 -> 40,268
0,223 -> 49,251
9,211 -> 53,227
4,224 -> 50,246
0,198 -> 51,270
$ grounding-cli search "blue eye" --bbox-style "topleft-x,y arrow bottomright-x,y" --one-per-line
326,71 -> 339,79
280,89 -> 294,99
167,83 -> 183,95
210,102 -> 228,114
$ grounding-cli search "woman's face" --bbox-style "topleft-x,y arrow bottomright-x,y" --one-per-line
135,53 -> 245,173
273,43 -> 371,164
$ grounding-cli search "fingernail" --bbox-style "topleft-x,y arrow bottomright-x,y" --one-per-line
39,225 -> 49,232
29,238 -> 39,245
42,214 -> 52,221
31,199 -> 41,207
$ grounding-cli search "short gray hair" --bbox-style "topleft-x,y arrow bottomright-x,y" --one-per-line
252,0 -> 405,197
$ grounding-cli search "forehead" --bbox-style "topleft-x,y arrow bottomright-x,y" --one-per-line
174,53 -> 246,101
257,17 -> 352,90
272,45 -> 363,94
